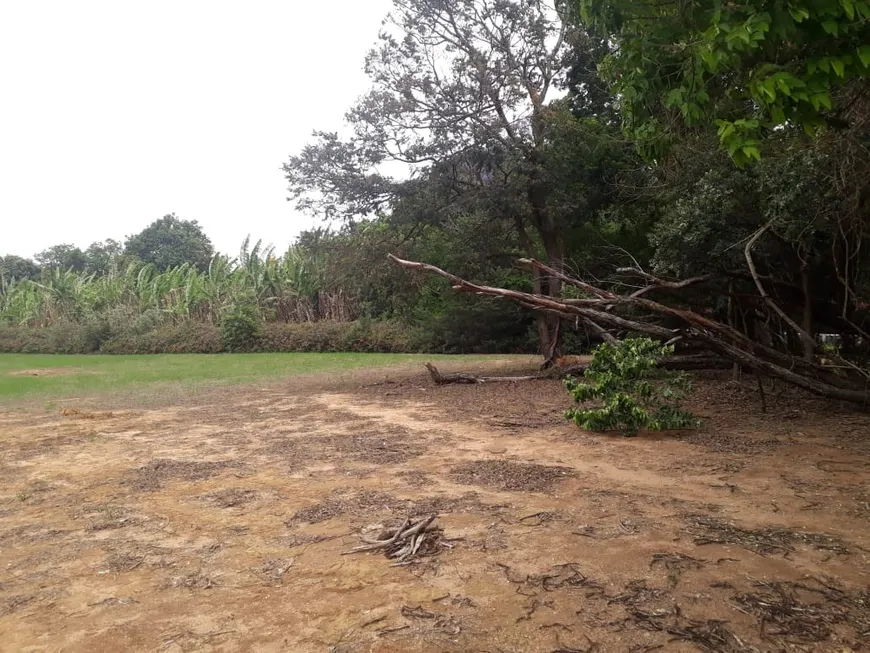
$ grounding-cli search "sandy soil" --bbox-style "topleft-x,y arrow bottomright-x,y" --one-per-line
1,361 -> 869,652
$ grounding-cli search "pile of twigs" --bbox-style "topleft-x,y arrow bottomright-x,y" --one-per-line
343,515 -> 451,565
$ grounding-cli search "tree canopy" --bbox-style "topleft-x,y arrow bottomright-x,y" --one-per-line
124,214 -> 214,271
578,0 -> 870,164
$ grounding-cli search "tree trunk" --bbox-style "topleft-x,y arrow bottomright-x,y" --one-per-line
514,215 -> 555,359
526,153 -> 564,365
801,264 -> 814,362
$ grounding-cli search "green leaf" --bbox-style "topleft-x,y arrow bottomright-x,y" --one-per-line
664,88 -> 683,108
770,105 -> 787,124
821,20 -> 839,36
742,145 -> 762,161
700,49 -> 718,71
858,45 -> 870,68
788,5 -> 810,21
841,0 -> 856,19
831,58 -> 846,77
815,91 -> 833,110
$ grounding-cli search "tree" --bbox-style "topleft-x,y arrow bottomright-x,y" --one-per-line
124,214 -> 214,271
284,0 -> 600,357
577,0 -> 870,165
0,255 -> 41,282
84,239 -> 123,276
35,244 -> 88,272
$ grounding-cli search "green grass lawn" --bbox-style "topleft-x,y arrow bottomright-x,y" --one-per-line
0,353 -> 528,403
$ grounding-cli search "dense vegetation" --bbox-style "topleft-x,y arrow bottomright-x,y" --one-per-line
2,0 -> 868,383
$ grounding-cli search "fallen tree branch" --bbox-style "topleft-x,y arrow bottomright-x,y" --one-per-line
425,363 -> 540,384
744,222 -> 816,359
615,267 -> 717,298
388,254 -> 870,407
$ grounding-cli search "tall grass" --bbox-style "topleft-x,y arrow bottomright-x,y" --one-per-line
0,239 -> 356,328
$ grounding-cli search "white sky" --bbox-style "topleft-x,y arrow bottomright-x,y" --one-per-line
0,0 -> 393,259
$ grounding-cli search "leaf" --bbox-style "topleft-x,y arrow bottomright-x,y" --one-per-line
831,58 -> 846,77
788,6 -> 810,22
715,119 -> 735,138
742,145 -> 762,161
770,105 -> 787,124
700,49 -> 718,71
816,91 -> 833,110
858,45 -> 870,68
842,0 -> 856,19
664,88 -> 683,108
821,20 -> 839,36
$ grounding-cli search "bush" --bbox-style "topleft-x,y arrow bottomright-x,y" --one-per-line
259,320 -> 427,353
564,338 -> 699,436
1,317 -> 451,355
101,322 -> 222,354
0,325 -> 90,354
219,304 -> 262,352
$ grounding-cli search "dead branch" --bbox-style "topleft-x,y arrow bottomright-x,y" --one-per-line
389,254 -> 870,407
615,267 -> 717,298
343,515 -> 451,564
745,223 -> 816,358
425,362 -> 540,385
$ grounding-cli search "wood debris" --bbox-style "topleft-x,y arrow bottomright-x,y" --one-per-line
342,515 -> 453,564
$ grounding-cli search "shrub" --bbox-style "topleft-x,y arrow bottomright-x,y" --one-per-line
101,322 -> 222,354
564,338 -> 699,436
0,325 -> 90,354
219,303 -> 262,352
259,319 -> 427,353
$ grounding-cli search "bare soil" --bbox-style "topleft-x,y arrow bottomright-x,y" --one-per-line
1,362 -> 870,652
7,367 -> 84,377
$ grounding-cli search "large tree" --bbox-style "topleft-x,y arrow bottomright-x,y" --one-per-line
0,255 -> 41,282
34,244 -> 88,273
124,214 -> 214,271
284,0 -> 580,357
84,239 -> 124,276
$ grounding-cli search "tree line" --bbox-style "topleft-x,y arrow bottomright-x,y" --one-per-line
2,0 -> 868,374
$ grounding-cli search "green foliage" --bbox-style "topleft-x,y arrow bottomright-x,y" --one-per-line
578,0 -> 870,164
564,338 -> 698,436
219,298 -> 262,353
0,255 -> 40,282
124,214 -> 215,271
35,244 -> 88,272
84,239 -> 124,275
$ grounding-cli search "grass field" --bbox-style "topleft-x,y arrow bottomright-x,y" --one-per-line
0,352 -> 513,402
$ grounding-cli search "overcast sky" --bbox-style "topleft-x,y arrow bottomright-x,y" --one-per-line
0,0 -> 393,258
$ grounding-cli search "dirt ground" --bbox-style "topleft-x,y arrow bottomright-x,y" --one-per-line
2,360 -> 870,653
